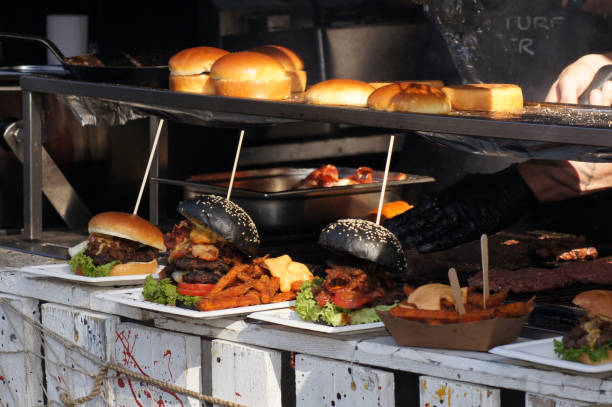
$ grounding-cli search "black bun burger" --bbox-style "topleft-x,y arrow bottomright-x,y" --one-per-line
318,218 -> 407,273
159,195 -> 260,297
69,212 -> 165,277
295,218 -> 407,326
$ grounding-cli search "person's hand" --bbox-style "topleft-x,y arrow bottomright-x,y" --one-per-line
383,165 -> 538,253
545,53 -> 612,105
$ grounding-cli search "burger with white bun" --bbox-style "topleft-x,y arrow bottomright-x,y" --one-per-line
555,290 -> 612,365
69,212 -> 165,277
295,218 -> 407,326
168,46 -> 229,94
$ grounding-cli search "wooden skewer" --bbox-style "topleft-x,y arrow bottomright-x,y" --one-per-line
375,135 -> 395,225
448,267 -> 466,315
226,129 -> 245,201
481,234 -> 489,310
133,118 -> 165,216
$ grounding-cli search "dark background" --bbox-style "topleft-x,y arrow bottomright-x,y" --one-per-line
0,0 -> 610,232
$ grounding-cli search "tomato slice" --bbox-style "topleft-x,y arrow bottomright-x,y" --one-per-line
177,282 -> 214,297
332,289 -> 384,309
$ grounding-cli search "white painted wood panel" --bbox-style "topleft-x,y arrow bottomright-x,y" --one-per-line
419,376 -> 501,407
156,317 -> 612,403
0,268 -> 146,320
0,294 -> 43,407
112,322 -> 201,407
526,393 -> 593,407
295,354 -> 394,407
211,339 -> 282,407
41,303 -> 120,407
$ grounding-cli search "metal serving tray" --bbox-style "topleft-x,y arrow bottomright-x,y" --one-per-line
154,167 -> 434,233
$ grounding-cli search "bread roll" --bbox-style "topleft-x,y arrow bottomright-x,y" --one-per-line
305,79 -> 375,107
573,290 -> 612,318
88,212 -> 165,251
369,80 -> 444,89
110,259 -> 158,276
441,83 -> 524,112
577,349 -> 612,365
168,46 -> 229,94
367,82 -> 451,114
249,45 -> 307,92
210,51 -> 291,100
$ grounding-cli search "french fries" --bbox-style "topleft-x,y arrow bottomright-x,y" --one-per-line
389,285 -> 534,325
196,257 -> 304,312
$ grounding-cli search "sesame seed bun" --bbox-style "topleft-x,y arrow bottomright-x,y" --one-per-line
367,82 -> 451,114
305,79 -> 375,107
177,195 -> 260,257
210,51 -> 291,100
88,212 -> 165,251
318,218 -> 407,272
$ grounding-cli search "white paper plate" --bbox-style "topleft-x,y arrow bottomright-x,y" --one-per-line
248,308 -> 387,335
19,263 -> 159,287
489,337 -> 612,373
96,288 -> 295,319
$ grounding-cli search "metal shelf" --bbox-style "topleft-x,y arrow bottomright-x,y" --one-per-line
20,76 -> 612,146
17,75 -> 612,240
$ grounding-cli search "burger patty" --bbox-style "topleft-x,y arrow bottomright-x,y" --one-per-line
163,256 -> 231,284
564,317 -> 612,348
86,234 -> 158,266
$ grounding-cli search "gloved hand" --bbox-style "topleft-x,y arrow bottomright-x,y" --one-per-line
383,164 -> 538,253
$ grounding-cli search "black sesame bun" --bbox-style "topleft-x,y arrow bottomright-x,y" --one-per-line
318,218 -> 407,272
177,195 -> 260,257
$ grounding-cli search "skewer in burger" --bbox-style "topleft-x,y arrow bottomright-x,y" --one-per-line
554,290 -> 612,365
143,195 -> 260,307
295,218 -> 407,326
68,212 -> 165,277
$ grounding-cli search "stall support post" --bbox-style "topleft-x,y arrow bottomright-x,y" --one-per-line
22,90 -> 43,240
148,116 -> 162,225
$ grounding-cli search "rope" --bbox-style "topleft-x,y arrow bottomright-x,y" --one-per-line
60,363 -> 247,407
0,299 -> 247,407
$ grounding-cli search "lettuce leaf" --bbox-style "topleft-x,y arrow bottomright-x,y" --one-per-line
142,275 -> 200,308
295,277 -> 394,327
554,338 -> 612,363
295,278 -> 324,322
69,249 -> 120,277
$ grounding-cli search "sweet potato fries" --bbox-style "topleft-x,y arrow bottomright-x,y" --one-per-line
197,256 -> 304,311
389,284 -> 535,324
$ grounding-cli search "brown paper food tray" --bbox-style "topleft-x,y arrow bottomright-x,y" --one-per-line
377,310 -> 531,352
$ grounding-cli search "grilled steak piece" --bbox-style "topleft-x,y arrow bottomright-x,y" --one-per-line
469,261 -> 612,293
403,231 -> 597,282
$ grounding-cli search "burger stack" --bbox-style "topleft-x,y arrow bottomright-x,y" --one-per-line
168,44 -> 307,100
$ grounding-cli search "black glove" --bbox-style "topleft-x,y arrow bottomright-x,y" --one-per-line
383,165 -> 538,253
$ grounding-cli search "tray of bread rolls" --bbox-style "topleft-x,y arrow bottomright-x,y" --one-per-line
20,47 -> 612,149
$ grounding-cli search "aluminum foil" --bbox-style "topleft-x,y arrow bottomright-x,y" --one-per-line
417,131 -> 612,162
57,94 -> 147,127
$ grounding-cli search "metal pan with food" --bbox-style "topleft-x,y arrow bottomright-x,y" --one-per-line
159,166 -> 434,233
0,32 -> 168,87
